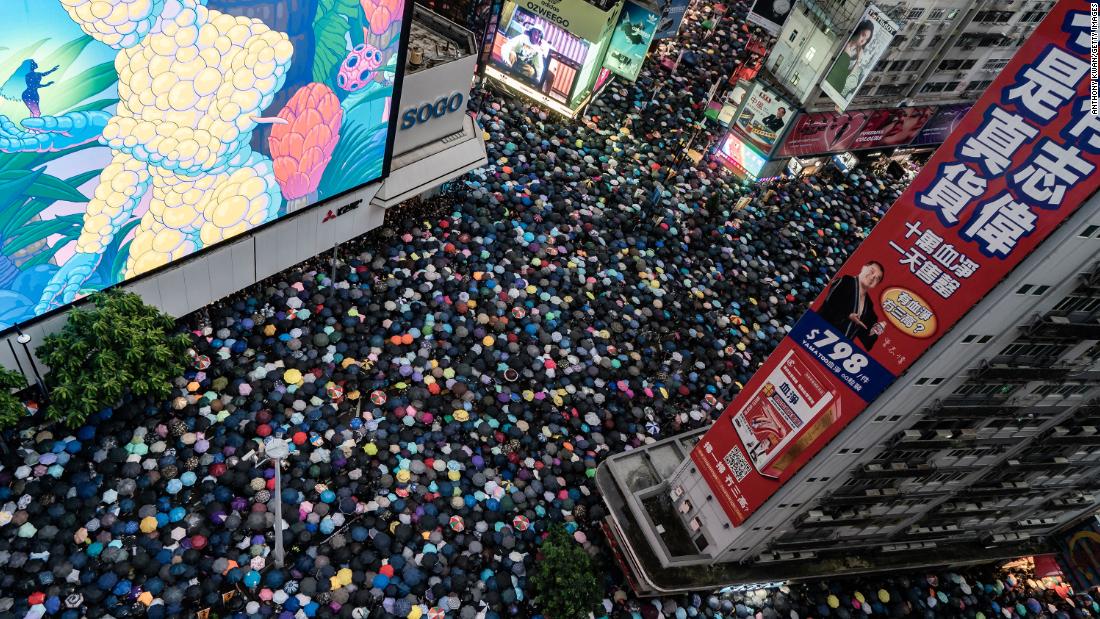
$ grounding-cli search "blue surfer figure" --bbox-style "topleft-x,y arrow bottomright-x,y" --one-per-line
0,59 -> 59,118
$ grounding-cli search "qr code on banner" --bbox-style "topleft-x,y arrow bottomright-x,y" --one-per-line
724,446 -> 751,482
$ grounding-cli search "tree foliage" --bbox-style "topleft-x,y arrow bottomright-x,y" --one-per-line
37,290 -> 190,427
531,525 -> 603,619
0,368 -> 26,430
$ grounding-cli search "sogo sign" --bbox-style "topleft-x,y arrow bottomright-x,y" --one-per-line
400,92 -> 465,129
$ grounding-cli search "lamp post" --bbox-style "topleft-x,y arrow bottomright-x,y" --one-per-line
264,437 -> 289,568
14,327 -> 45,395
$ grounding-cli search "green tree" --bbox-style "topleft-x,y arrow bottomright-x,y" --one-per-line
37,290 -> 191,427
0,367 -> 26,430
531,525 -> 603,619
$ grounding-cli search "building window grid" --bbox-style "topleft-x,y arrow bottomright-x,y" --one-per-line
952,382 -> 1022,397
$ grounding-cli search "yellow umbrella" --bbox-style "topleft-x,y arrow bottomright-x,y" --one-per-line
878,589 -> 890,603
827,595 -> 840,609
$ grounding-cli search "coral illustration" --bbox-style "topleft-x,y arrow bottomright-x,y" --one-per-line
0,0 -> 294,312
337,43 -> 385,92
268,82 -> 343,207
361,0 -> 404,44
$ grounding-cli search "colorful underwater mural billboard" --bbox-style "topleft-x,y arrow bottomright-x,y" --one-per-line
0,0 -> 410,328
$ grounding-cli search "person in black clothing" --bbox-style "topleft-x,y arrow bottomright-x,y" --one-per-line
817,260 -> 886,350
761,106 -> 786,133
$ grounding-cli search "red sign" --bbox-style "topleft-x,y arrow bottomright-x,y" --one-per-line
848,107 -> 937,150
775,106 -> 936,157
775,109 -> 875,157
691,0 -> 1100,526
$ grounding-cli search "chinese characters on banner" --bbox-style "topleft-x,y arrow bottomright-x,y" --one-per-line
689,0 -> 1100,526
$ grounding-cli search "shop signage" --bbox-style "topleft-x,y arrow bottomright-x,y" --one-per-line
400,92 -> 466,129
322,199 -> 364,223
522,0 -> 619,41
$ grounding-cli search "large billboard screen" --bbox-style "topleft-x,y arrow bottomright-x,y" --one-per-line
775,110 -> 875,157
489,3 -> 603,105
911,104 -> 973,146
714,132 -> 766,179
604,1 -> 659,81
688,0 -> 1100,526
820,4 -> 898,111
776,106 -> 935,157
0,0 -> 410,329
847,107 -> 936,150
730,81 -> 793,156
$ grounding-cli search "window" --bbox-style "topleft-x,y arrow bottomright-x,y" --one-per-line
928,8 -> 945,20
946,9 -> 959,20
921,81 -> 949,93
975,10 -> 1012,23
789,29 -> 799,43
804,47 -> 817,62
907,7 -> 925,19
983,58 -> 1010,71
894,35 -> 907,48
944,81 -> 960,91
908,59 -> 924,71
877,84 -> 906,96
966,79 -> 993,91
1078,224 -> 1100,238
939,59 -> 976,71
889,59 -> 908,71
911,35 -> 926,48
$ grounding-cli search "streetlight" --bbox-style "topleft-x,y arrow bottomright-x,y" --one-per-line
14,327 -> 45,395
264,437 -> 290,568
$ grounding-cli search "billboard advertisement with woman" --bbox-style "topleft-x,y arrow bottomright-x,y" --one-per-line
820,5 -> 898,111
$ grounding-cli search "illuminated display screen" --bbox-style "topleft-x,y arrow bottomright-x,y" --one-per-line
489,4 -> 592,104
0,0 -> 410,328
715,132 -> 766,178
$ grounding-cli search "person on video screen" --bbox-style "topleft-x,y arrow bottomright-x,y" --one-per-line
502,25 -> 552,84
818,261 -> 886,350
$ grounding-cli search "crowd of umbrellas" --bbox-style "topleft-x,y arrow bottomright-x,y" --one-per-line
0,0 -> 1092,618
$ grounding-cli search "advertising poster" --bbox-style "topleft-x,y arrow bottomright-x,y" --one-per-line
690,0 -> 1100,526
731,81 -> 793,156
820,4 -> 898,111
1055,516 -> 1100,592
775,110 -> 875,158
654,0 -> 691,40
911,104 -> 973,146
490,3 -> 592,102
747,0 -> 794,35
0,0 -> 411,329
848,107 -> 937,150
604,1 -> 660,81
714,132 -> 767,179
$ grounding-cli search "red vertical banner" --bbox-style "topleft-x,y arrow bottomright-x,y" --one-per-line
692,0 -> 1100,526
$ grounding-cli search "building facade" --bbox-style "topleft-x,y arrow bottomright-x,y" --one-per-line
763,0 -> 1050,111
598,184 -> 1100,595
